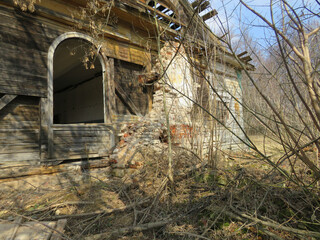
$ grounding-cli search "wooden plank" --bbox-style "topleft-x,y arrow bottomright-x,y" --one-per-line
0,145 -> 39,154
0,82 -> 46,98
0,121 -> 39,129
0,103 -> 39,113
191,0 -> 206,8
0,94 -> 17,111
53,131 -> 112,138
51,144 -> 108,153
0,129 -> 39,134
202,9 -> 218,21
106,57 -> 115,122
0,152 -> 40,162
42,152 -> 103,162
0,133 -> 39,143
0,77 -> 46,91
0,56 -> 48,80
240,55 -> 252,62
53,136 -> 110,143
103,41 -> 151,66
40,98 -> 49,161
237,51 -> 248,58
52,136 -> 111,144
1,95 -> 38,104
196,0 -> 210,13
0,159 -> 110,179
52,124 -> 114,131
51,151 -> 104,159
0,113 -> 39,123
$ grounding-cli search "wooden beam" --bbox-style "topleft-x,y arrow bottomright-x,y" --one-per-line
106,57 -> 116,122
0,94 -> 17,111
201,9 -> 218,21
191,0 -> 205,8
237,51 -> 248,58
197,1 -> 210,13
240,56 -> 252,62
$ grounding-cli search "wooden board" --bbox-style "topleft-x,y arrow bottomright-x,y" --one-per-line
41,124 -> 115,160
104,40 -> 151,67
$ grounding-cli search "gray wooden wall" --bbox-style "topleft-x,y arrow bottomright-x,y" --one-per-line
0,4 -> 149,166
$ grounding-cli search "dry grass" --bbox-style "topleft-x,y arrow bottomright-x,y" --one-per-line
0,136 -> 320,239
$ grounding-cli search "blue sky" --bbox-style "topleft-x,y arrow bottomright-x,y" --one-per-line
201,0 -> 320,52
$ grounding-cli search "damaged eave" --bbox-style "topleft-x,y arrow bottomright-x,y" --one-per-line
225,51 -> 255,71
111,1 -> 181,37
3,0 -> 180,49
178,0 -> 255,71
120,0 -> 186,27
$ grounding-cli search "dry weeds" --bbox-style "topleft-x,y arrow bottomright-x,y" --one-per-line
0,135 -> 319,239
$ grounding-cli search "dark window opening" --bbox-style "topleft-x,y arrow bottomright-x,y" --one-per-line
53,38 -> 104,124
114,60 -> 148,116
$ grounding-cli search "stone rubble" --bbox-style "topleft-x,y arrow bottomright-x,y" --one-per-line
109,118 -> 168,177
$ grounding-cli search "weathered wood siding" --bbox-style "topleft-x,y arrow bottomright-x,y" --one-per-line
0,5 -> 63,97
0,2 -> 157,165
0,5 -> 116,164
0,96 -> 40,165
50,125 -> 114,160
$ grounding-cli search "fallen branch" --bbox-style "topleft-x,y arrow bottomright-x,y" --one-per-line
169,231 -> 211,239
27,201 -> 95,214
227,206 -> 320,238
257,226 -> 285,240
85,219 -> 171,240
41,199 -> 149,221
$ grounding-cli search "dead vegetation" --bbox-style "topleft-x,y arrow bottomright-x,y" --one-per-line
1,136 -> 319,240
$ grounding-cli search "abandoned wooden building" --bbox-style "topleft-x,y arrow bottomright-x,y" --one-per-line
0,0 -> 253,169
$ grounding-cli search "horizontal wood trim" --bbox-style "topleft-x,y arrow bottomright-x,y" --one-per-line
0,136 -> 39,144
53,136 -> 111,143
0,85 -> 46,97
0,144 -> 39,154
0,152 -> 40,162
0,159 -> 111,179
52,124 -> 114,131
46,153 -> 104,161
0,123 -> 39,131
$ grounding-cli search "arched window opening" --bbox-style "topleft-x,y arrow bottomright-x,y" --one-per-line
53,38 -> 104,124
